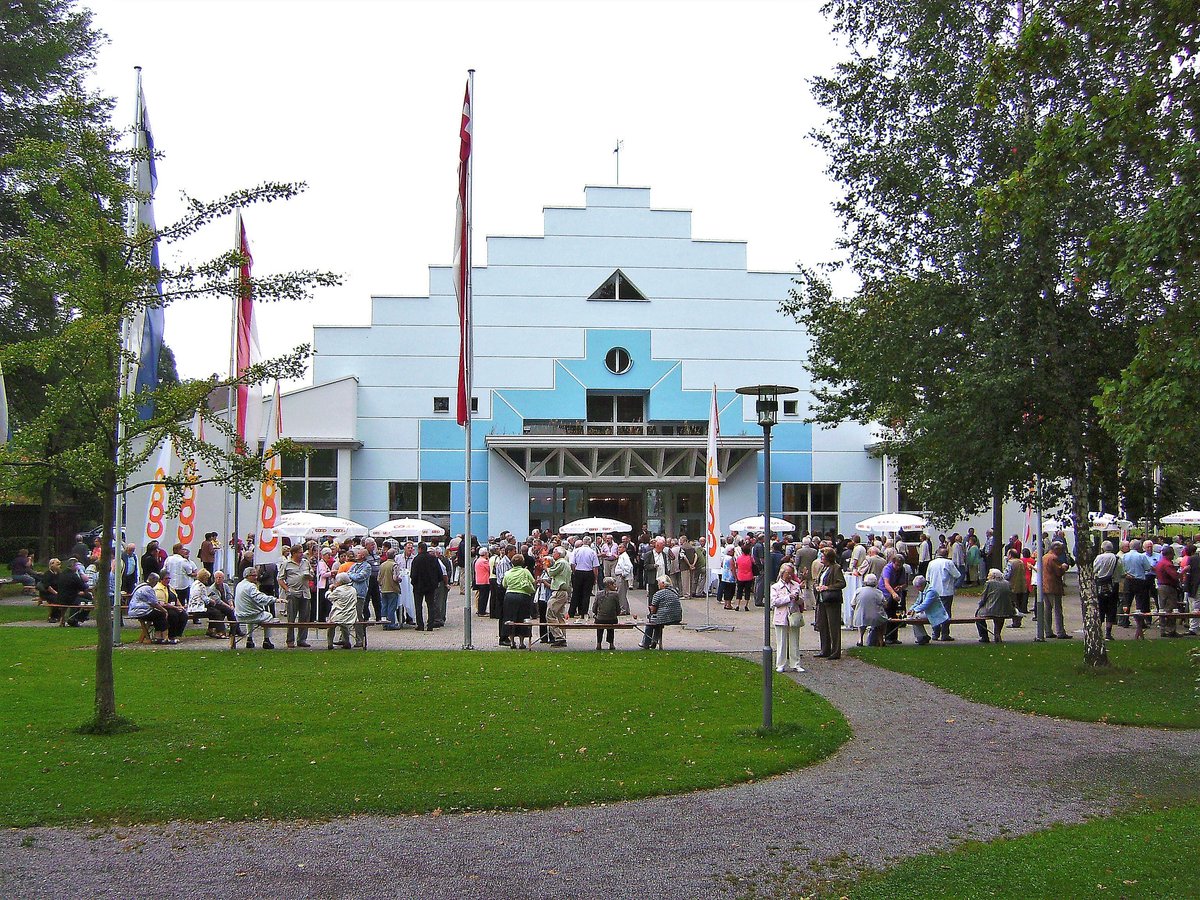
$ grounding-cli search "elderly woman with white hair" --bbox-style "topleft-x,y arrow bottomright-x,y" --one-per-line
326,573 -> 358,650
851,572 -> 887,647
771,562 -> 805,672
975,568 -> 1015,643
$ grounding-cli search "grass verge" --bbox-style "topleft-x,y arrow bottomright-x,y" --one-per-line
854,638 -> 1199,728
820,802 -> 1199,899
0,627 -> 849,826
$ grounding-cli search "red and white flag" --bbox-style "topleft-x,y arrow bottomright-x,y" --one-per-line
234,210 -> 262,454
452,76 -> 473,426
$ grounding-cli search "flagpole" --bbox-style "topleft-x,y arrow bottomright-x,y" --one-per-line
225,211 -> 240,577
111,66 -> 147,647
462,68 -> 475,651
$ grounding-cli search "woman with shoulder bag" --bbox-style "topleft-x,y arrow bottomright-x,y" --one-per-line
771,563 -> 806,673
815,548 -> 847,659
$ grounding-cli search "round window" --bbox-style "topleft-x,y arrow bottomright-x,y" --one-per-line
605,346 -> 632,375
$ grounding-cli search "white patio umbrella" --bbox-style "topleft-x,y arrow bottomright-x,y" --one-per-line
727,516 -> 795,534
274,512 -> 368,539
559,517 -> 632,535
1160,510 -> 1200,526
1089,513 -> 1134,531
370,518 -> 446,539
853,513 -> 928,533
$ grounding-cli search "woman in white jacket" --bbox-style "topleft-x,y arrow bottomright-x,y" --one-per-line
771,563 -> 805,673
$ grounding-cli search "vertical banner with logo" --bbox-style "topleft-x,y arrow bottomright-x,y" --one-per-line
255,387 -> 284,565
144,440 -> 173,547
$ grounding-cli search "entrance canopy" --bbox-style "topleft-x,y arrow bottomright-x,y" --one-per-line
487,434 -> 759,482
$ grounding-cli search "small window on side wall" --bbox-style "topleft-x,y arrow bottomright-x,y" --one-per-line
433,396 -> 450,413
783,400 -> 799,416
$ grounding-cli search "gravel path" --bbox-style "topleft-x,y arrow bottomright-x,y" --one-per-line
2,652 -> 1196,900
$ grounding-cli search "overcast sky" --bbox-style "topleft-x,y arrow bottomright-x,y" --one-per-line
86,0 -> 846,383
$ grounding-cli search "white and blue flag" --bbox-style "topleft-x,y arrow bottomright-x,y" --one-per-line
128,71 -> 164,419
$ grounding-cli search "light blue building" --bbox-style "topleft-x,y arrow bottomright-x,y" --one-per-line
292,185 -> 887,540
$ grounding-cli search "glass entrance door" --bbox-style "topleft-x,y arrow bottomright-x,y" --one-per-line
673,487 -> 705,540
587,491 -> 642,534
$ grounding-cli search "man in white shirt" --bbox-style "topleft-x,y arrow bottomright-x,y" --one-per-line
924,547 -> 961,641
162,543 -> 198,595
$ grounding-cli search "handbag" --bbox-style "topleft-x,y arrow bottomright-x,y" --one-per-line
787,610 -> 805,628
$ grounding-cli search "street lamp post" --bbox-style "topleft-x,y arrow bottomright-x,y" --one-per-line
736,383 -> 798,730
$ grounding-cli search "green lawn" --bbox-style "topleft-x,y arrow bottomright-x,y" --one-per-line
823,803 -> 1200,899
0,627 -> 849,826
0,602 -> 48,623
855,639 -> 1199,728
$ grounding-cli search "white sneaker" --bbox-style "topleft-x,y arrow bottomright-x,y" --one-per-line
775,665 -> 787,673
790,665 -> 806,673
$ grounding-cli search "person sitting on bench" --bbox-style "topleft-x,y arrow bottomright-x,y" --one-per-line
39,558 -> 63,622
152,570 -> 189,643
326,572 -> 358,649
127,573 -> 171,643
592,576 -> 622,650
205,570 -> 239,638
10,549 -> 37,587
640,576 -> 682,650
57,557 -> 92,627
234,567 -> 276,649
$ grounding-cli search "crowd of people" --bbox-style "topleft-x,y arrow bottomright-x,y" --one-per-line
10,523 -> 1199,652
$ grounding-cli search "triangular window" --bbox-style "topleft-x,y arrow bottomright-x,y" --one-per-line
589,269 -> 647,301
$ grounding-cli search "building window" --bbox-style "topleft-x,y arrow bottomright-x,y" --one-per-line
605,346 -> 632,375
781,483 -> 840,537
783,399 -> 799,416
586,392 -> 645,435
281,448 -> 338,514
388,481 -> 451,534
432,396 -> 477,413
588,269 -> 647,302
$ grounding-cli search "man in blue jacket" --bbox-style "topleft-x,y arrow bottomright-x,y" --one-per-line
908,575 -> 947,646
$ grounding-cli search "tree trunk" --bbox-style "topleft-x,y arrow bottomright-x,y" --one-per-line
1070,476 -> 1108,667
38,477 -> 52,564
989,488 -> 1004,570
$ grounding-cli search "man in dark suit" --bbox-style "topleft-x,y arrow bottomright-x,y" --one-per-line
409,542 -> 443,632
642,537 -> 668,601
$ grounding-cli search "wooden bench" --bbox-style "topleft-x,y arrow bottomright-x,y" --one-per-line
888,616 -> 995,625
505,620 -> 684,648
39,601 -> 132,626
228,620 -> 384,650
0,577 -> 36,596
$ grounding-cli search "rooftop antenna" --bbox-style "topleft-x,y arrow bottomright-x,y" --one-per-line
614,139 -> 623,184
